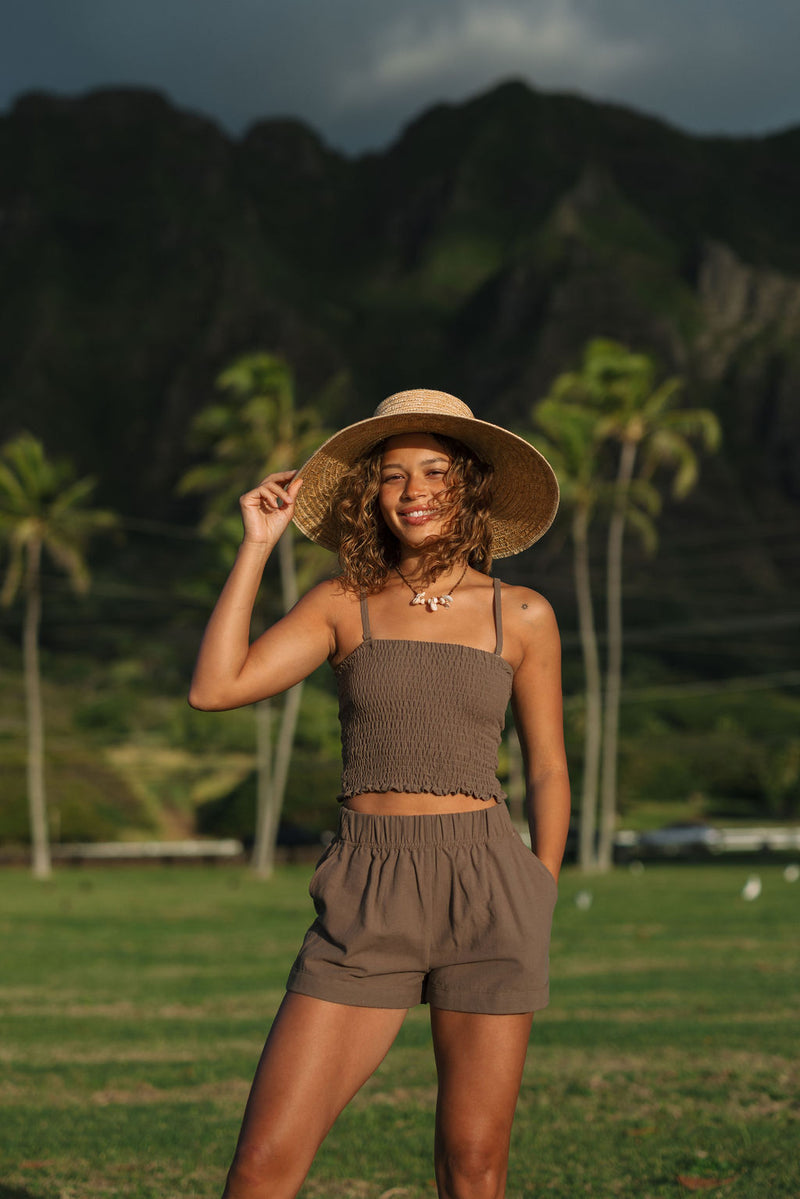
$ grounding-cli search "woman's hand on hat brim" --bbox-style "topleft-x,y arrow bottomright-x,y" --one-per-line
239,470 -> 303,545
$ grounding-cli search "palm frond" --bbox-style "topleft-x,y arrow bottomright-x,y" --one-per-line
624,505 -> 659,556
660,407 -> 722,452
0,432 -> 115,600
178,461 -> 239,497
48,475 -> 100,521
627,478 -> 662,516
189,404 -> 240,446
178,354 -> 329,531
44,538 -> 91,594
217,353 -> 293,403
642,429 -> 699,498
0,540 -> 24,606
0,460 -> 30,512
642,375 -> 685,420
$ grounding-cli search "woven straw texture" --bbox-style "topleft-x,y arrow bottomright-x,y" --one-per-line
292,389 -> 559,558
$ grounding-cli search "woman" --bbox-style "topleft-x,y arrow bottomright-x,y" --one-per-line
189,389 -> 570,1199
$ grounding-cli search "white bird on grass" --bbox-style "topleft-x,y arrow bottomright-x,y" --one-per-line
741,875 -> 762,902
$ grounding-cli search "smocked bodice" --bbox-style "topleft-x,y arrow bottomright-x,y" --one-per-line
335,578 -> 512,802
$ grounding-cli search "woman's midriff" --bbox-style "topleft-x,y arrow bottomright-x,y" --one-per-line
344,791 -> 499,815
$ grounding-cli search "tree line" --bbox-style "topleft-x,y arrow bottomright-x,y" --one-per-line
0,342 -> 720,877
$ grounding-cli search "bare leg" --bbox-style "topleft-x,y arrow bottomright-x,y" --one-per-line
223,992 -> 408,1199
430,1007 -> 534,1199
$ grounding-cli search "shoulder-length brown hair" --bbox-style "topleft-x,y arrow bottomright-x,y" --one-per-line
335,434 -> 494,593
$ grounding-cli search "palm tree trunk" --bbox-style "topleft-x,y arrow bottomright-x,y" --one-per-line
251,527 -> 304,878
262,680 -> 304,870
24,538 -> 51,879
597,439 -> 637,871
252,698 -> 275,877
573,504 -> 602,871
278,526 -> 299,612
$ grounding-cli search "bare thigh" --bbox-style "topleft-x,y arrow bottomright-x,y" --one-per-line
431,1007 -> 534,1199
223,991 -> 408,1199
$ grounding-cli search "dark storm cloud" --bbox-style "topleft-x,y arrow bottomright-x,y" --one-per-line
2,0 -> 799,152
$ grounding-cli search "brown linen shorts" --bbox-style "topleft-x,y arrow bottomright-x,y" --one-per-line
286,803 -> 558,1014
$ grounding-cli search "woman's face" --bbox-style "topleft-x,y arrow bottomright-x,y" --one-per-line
378,433 -> 453,551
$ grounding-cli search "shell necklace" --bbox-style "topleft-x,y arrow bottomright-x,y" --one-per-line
395,564 -> 469,612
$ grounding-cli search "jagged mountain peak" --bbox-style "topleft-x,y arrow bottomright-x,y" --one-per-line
0,79 -> 799,518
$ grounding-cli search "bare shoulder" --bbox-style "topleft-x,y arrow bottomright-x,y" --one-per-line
500,582 -> 558,631
297,575 -> 345,607
293,575 -> 365,663
499,581 -> 560,666
292,576 -> 355,623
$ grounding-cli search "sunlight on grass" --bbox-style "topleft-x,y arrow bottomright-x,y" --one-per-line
0,863 -> 797,1198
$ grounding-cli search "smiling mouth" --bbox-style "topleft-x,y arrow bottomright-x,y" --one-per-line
399,508 -> 438,525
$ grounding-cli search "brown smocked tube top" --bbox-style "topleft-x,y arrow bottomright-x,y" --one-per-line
335,637 -> 513,802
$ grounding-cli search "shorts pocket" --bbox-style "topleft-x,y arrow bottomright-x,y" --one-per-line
512,832 -> 558,894
308,840 -> 340,900
529,852 -> 558,892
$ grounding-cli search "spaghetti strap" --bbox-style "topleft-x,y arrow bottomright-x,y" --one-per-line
359,592 -> 372,642
492,577 -> 503,655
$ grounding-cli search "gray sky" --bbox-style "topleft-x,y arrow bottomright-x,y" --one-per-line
3,0 -> 799,152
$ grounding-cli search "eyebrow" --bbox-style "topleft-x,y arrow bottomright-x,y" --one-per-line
380,456 -> 450,470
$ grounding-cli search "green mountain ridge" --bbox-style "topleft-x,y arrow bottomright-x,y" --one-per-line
0,80 -> 798,659
1,79 -> 799,838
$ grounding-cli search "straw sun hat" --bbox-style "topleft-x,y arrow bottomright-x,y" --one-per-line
292,389 -> 559,558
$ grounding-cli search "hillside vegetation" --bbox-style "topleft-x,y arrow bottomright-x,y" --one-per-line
1,80 -> 798,841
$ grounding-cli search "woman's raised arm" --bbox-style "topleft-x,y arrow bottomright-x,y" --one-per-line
188,471 -> 335,711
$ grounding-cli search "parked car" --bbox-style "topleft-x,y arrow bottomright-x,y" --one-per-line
636,822 -> 723,859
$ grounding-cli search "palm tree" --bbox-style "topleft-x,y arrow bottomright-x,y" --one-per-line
534,362 -> 663,869
0,434 -> 117,878
531,398 -> 606,870
582,340 -> 721,870
180,353 -> 329,878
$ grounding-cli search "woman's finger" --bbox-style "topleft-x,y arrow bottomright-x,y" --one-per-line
243,482 -> 293,508
264,485 -> 293,508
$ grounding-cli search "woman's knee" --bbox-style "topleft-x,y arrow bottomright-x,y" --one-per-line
435,1136 -> 507,1199
223,1138 -> 307,1199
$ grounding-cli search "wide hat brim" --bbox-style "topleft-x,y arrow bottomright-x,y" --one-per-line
292,389 -> 560,558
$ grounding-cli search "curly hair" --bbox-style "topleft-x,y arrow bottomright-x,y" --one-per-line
335,435 -> 494,593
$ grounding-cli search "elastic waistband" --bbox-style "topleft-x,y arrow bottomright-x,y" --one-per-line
336,802 -> 514,848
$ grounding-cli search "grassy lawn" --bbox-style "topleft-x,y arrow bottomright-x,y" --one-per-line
0,861 -> 797,1198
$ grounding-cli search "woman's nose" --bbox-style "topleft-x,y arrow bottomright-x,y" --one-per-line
401,476 -> 424,499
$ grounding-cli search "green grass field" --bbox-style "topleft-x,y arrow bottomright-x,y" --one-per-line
1,862 -> 797,1199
